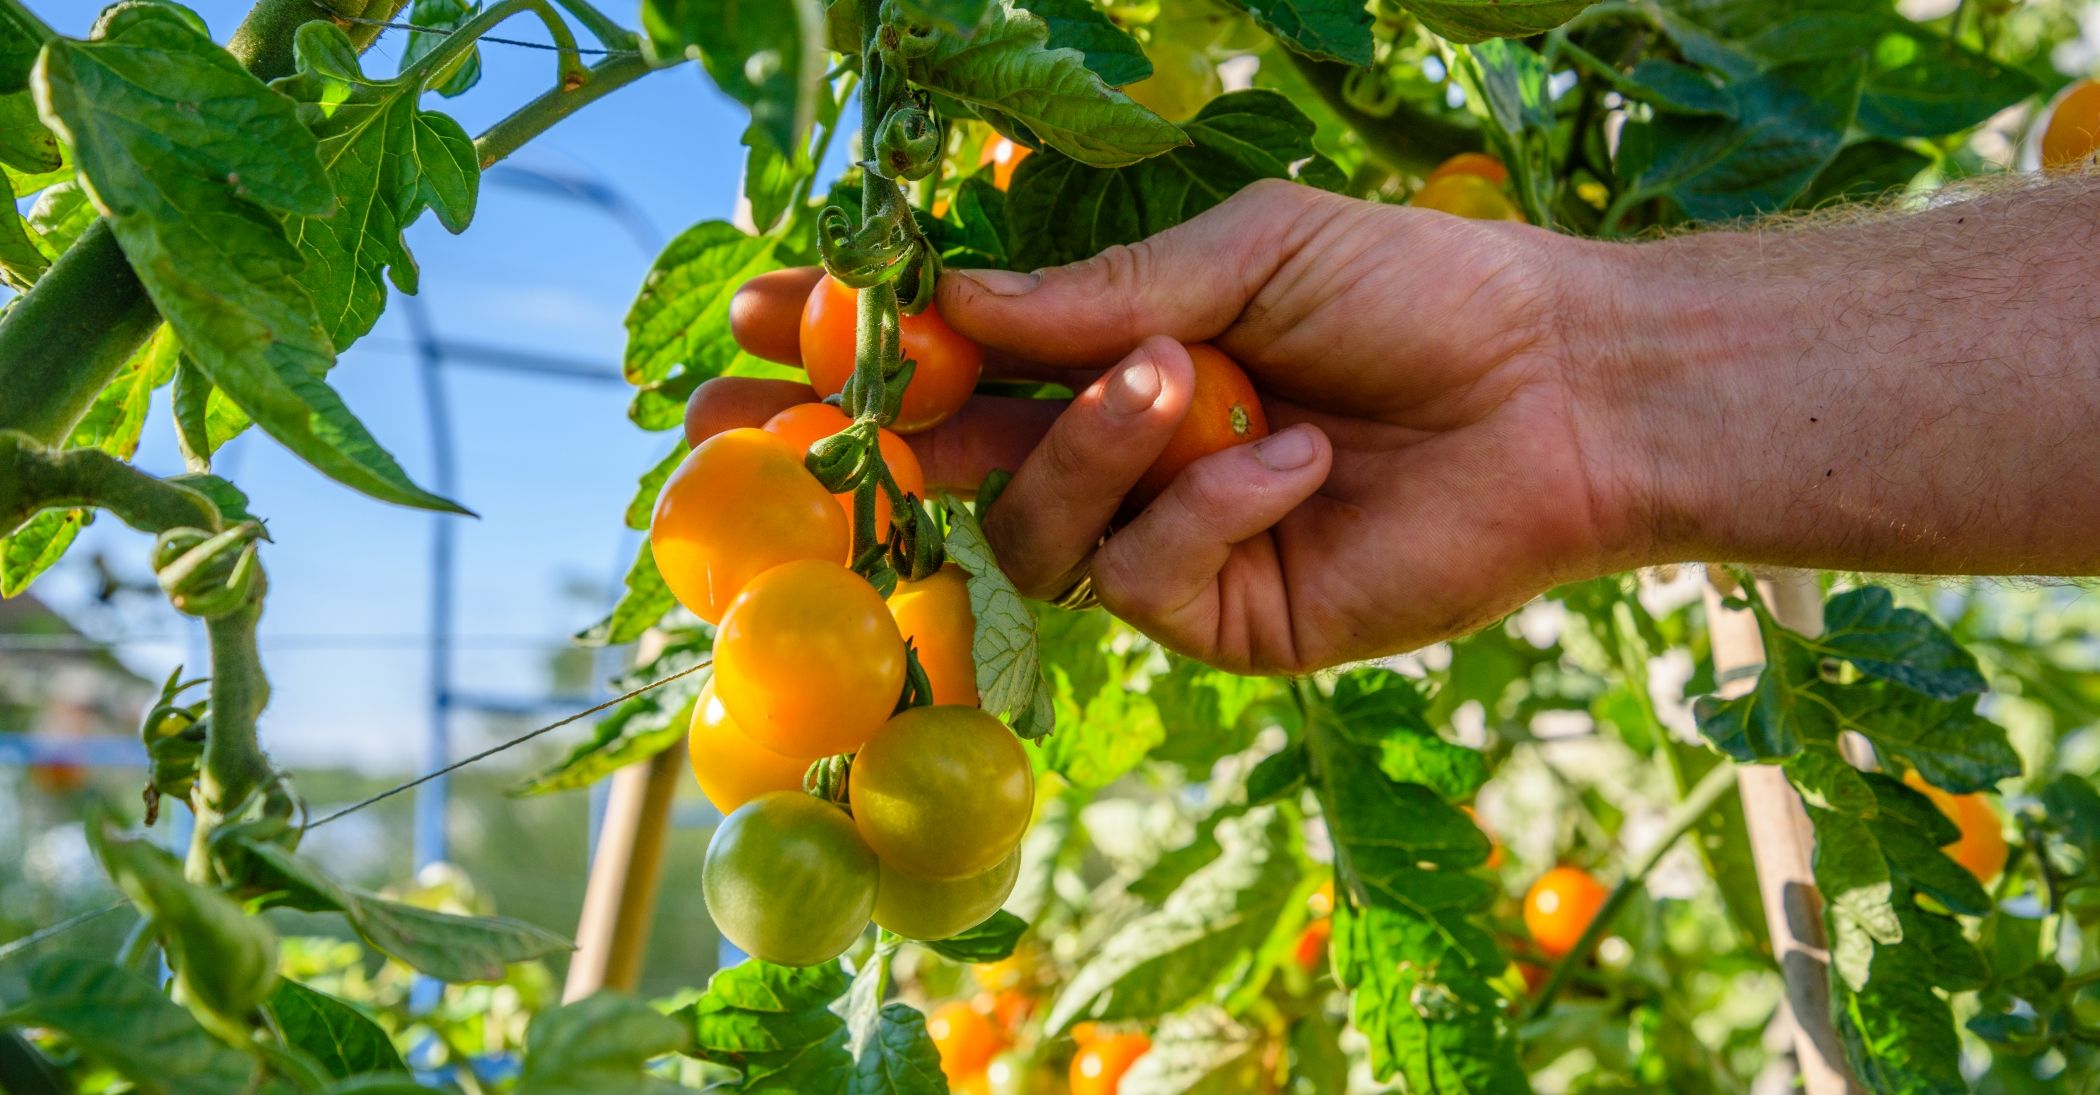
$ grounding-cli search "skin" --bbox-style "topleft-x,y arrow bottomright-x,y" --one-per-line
694,177 -> 2100,675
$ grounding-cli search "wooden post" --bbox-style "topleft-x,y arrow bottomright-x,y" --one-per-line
1704,568 -> 1858,1094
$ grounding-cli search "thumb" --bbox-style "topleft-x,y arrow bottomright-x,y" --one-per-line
935,179 -> 1319,368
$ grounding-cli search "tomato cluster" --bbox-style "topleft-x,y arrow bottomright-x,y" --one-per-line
927,977 -> 1154,1095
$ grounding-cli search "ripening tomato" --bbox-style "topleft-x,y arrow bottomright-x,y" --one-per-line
986,1051 -> 1060,1095
1524,866 -> 1610,959
1308,878 -> 1335,917
1069,1032 -> 1150,1095
713,560 -> 907,758
1069,1022 -> 1105,1048
763,402 -> 927,540
703,791 -> 877,967
874,847 -> 1020,940
973,948 -> 1038,994
930,999 -> 1009,1084
1292,918 -> 1332,971
1126,344 -> 1269,513
688,680 -> 809,814
1426,152 -> 1510,188
800,275 -> 984,434
650,428 -> 848,623
984,988 -> 1033,1031
850,705 -> 1034,880
1410,174 -> 1526,222
980,135 -> 1032,190
1124,38 -> 1219,122
1905,771 -> 2010,883
889,566 -> 979,706
2043,78 -> 2100,170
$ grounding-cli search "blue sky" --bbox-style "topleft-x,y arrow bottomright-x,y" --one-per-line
27,1 -> 765,771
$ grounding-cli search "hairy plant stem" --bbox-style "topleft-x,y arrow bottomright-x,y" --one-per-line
474,50 -> 657,167
1525,761 -> 1740,1019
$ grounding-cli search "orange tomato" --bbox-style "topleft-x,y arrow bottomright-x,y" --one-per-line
1905,772 -> 2010,883
762,402 -> 927,540
889,565 -> 979,706
1524,866 -> 1610,959
1425,152 -> 1510,187
2043,78 -> 2100,170
713,559 -> 907,758
930,999 -> 1009,1084
1069,1032 -> 1150,1095
1463,805 -> 1504,869
983,988 -> 1033,1030
650,429 -> 848,623
1126,343 -> 1269,513
1308,878 -> 1335,917
1410,174 -> 1526,222
1069,1022 -> 1105,1048
1292,918 -> 1332,971
800,274 -> 984,434
687,680 -> 809,813
980,135 -> 1032,190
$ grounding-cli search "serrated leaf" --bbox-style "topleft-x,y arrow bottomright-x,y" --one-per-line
623,220 -> 792,431
922,910 -> 1027,963
37,5 -> 463,514
907,0 -> 1185,168
943,494 -> 1054,740
1856,21 -> 2035,139
275,21 -> 482,348
1623,58 -> 1862,222
1397,0 -> 1597,44
1226,0 -> 1372,65
1,957 -> 255,1095
644,0 -> 825,159
89,816 -> 278,1026
742,122 -> 804,235
1119,1008 -> 1266,1095
1817,586 -> 1985,700
900,0 -> 994,31
517,992 -> 692,1095
0,86 -> 60,176
850,1002 -> 947,1094
680,960 -> 853,1090
1019,0 -> 1152,85
267,980 -> 408,1079
573,541 -> 676,647
401,0 -> 483,98
1691,634 -> 1831,761
0,508 -> 84,597
1008,90 -> 1337,269
170,355 -> 255,468
1621,59 -> 1736,116
1045,809 -> 1297,1032
1328,668 -> 1487,800
1830,684 -> 2018,794
514,631 -> 712,795
1332,900 -> 1524,1091
1795,139 -> 1930,209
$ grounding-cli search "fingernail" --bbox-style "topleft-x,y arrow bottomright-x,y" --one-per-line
1253,427 -> 1316,471
1103,356 -> 1162,416
957,268 -> 1041,296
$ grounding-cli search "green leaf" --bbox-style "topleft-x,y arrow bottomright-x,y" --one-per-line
89,815 -> 278,1026
680,960 -> 853,1090
1691,633 -> 1831,761
1831,685 -> 2018,794
626,440 -> 689,531
939,174 -> 1011,269
1309,691 -> 1495,890
1119,1008 -> 1266,1095
1007,90 -> 1337,269
850,1002 -> 947,1095
1037,611 -> 1163,788
943,493 -> 1055,740
1,957 -> 255,1095
1328,668 -> 1487,801
921,910 -> 1028,963
1622,58 -> 1863,222
275,21 -> 481,348
266,980 -> 407,1079
623,219 -> 792,431
514,630 -> 712,795
0,87 -> 60,175
1018,0 -> 1151,85
0,509 -> 83,597
1856,22 -> 2036,139
170,356 -> 254,468
906,0 -> 1186,168
1332,900 -> 1524,1091
900,0 -> 994,32
517,992 -> 693,1095
36,4 -> 464,514
742,122 -> 805,235
1045,809 -> 1299,1033
0,1 -> 46,94
401,0 -> 483,98
1619,59 -> 1736,117
1226,0 -> 1372,65
644,0 -> 825,159
573,541 -> 677,647
1818,586 -> 1985,700
1795,139 -> 1930,208
1395,0 -> 1597,44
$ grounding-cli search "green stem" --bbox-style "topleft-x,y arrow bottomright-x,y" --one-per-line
549,0 -> 638,50
1525,761 -> 1739,1020
1286,51 -> 1479,176
473,51 -> 657,167
402,0 -> 587,93
198,587 -> 272,818
0,431 -> 222,535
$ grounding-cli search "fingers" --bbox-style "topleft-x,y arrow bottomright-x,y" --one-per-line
684,376 -> 1063,491
1089,424 -> 1333,662
983,338 -> 1197,597
729,268 -> 825,365
936,179 -> 1324,368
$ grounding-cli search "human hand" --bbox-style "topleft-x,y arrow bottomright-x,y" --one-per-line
690,180 -> 1648,673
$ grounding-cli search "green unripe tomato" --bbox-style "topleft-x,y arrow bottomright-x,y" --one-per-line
704,791 -> 878,966
849,706 -> 1035,881
873,847 -> 1020,940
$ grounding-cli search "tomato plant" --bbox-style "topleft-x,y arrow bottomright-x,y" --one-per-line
651,427 -> 849,623
799,273 -> 984,434
712,558 -> 907,758
849,705 -> 1035,881
1524,865 -> 1611,960
763,402 -> 927,540
888,565 -> 980,706
687,679 -> 810,815
1069,1031 -> 1150,1095
703,791 -> 880,967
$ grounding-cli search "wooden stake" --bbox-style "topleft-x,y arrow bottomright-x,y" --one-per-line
1704,568 -> 1858,1095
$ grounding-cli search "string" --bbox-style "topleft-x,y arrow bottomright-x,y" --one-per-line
320,7 -> 647,57
0,901 -> 127,964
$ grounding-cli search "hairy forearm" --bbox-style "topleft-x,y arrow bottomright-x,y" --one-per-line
1580,177 -> 2100,576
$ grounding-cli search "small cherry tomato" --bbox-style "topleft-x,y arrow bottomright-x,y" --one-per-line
650,428 -> 848,623
800,275 -> 984,434
1069,1032 -> 1150,1095
1425,152 -> 1510,188
1308,878 -> 1335,917
687,680 -> 809,814
1069,1022 -> 1105,1048
983,988 -> 1033,1031
1126,344 -> 1269,513
703,791 -> 877,967
1124,38 -> 1219,121
2044,78 -> 2100,170
930,999 -> 1009,1084
713,559 -> 907,758
1523,866 -> 1610,959
850,705 -> 1034,880
980,135 -> 1032,191
1409,174 -> 1526,222
763,402 -> 928,540
874,847 -> 1020,940
1905,771 -> 2009,883
986,1050 -> 1058,1095
889,566 -> 979,706
973,949 -> 1037,994
1292,918 -> 1331,972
